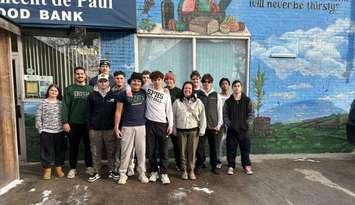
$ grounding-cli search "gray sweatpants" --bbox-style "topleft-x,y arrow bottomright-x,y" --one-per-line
89,130 -> 116,173
119,126 -> 146,175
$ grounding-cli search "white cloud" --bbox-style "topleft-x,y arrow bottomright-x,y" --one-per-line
287,83 -> 313,90
252,18 -> 353,79
270,91 -> 296,100
319,91 -> 355,102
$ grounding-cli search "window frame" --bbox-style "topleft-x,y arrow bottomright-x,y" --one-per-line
135,33 -> 251,95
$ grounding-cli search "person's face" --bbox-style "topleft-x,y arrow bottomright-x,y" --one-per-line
130,79 -> 142,91
48,87 -> 59,98
202,79 -> 213,92
114,75 -> 125,87
232,82 -> 243,94
165,78 -> 175,89
98,79 -> 109,90
220,80 -> 230,92
143,74 -> 150,84
183,83 -> 193,97
75,69 -> 86,83
99,65 -> 110,74
191,75 -> 200,89
152,77 -> 163,89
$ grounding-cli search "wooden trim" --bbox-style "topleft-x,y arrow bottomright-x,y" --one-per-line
0,17 -> 20,36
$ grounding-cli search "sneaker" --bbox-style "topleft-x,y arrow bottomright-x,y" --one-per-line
216,162 -> 222,169
67,169 -> 76,179
149,172 -> 159,182
118,174 -> 128,185
161,174 -> 171,184
85,167 -> 95,175
181,171 -> 188,180
138,174 -> 149,184
127,168 -> 135,177
108,171 -> 120,180
88,173 -> 100,183
227,167 -> 234,175
211,168 -> 220,175
245,166 -> 253,175
189,171 -> 196,180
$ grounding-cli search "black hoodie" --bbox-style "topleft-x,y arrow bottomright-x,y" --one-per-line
223,93 -> 255,134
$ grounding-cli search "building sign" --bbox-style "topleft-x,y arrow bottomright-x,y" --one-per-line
0,0 -> 136,29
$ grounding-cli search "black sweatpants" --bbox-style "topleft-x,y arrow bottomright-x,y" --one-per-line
226,128 -> 251,169
170,134 -> 181,169
40,131 -> 67,168
146,120 -> 169,174
68,123 -> 92,169
196,129 -> 218,169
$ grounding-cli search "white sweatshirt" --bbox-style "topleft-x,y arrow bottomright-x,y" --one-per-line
144,84 -> 174,129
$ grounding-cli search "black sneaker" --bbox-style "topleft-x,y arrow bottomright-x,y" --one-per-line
211,168 -> 220,175
108,171 -> 120,181
88,173 -> 101,182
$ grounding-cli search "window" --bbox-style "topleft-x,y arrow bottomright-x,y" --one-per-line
137,35 -> 250,92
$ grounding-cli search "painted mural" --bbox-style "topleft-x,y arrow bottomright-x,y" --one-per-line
136,0 -> 355,153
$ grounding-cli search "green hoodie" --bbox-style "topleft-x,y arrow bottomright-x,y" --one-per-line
63,83 -> 93,124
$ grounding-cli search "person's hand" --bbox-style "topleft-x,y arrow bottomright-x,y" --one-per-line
63,123 -> 71,133
115,127 -> 122,139
126,87 -> 132,97
167,127 -> 173,135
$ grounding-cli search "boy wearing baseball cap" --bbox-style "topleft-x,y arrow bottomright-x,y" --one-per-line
87,73 -> 118,182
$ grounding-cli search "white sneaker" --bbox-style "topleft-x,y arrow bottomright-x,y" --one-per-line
149,172 -> 159,182
88,173 -> 101,183
85,167 -> 95,175
118,174 -> 128,185
67,169 -> 76,179
127,167 -> 135,177
161,174 -> 171,184
138,174 -> 149,184
227,167 -> 234,175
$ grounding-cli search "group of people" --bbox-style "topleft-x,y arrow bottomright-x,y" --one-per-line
35,59 -> 255,185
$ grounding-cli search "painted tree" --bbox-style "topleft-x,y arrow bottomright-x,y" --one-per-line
253,65 -> 266,117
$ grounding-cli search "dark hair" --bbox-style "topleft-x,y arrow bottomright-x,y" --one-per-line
190,70 -> 201,79
114,71 -> 126,77
232,80 -> 243,87
179,81 -> 196,102
201,73 -> 214,83
149,71 -> 164,80
142,70 -> 150,75
74,66 -> 86,73
219,78 -> 230,87
45,84 -> 62,100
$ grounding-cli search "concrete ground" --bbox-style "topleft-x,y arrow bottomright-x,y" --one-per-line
1,153 -> 355,205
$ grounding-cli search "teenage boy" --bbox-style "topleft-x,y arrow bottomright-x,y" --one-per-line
87,73 -> 118,182
89,59 -> 115,88
63,66 -> 94,178
223,80 -> 255,175
112,71 -> 126,92
115,72 -> 149,184
145,71 -> 174,184
216,78 -> 231,168
142,70 -> 151,85
111,70 -> 135,176
196,73 -> 223,175
190,71 -> 201,95
164,71 -> 182,171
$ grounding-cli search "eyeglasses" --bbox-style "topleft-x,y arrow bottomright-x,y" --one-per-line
203,81 -> 212,84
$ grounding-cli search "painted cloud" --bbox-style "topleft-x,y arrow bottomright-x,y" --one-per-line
252,18 -> 353,79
